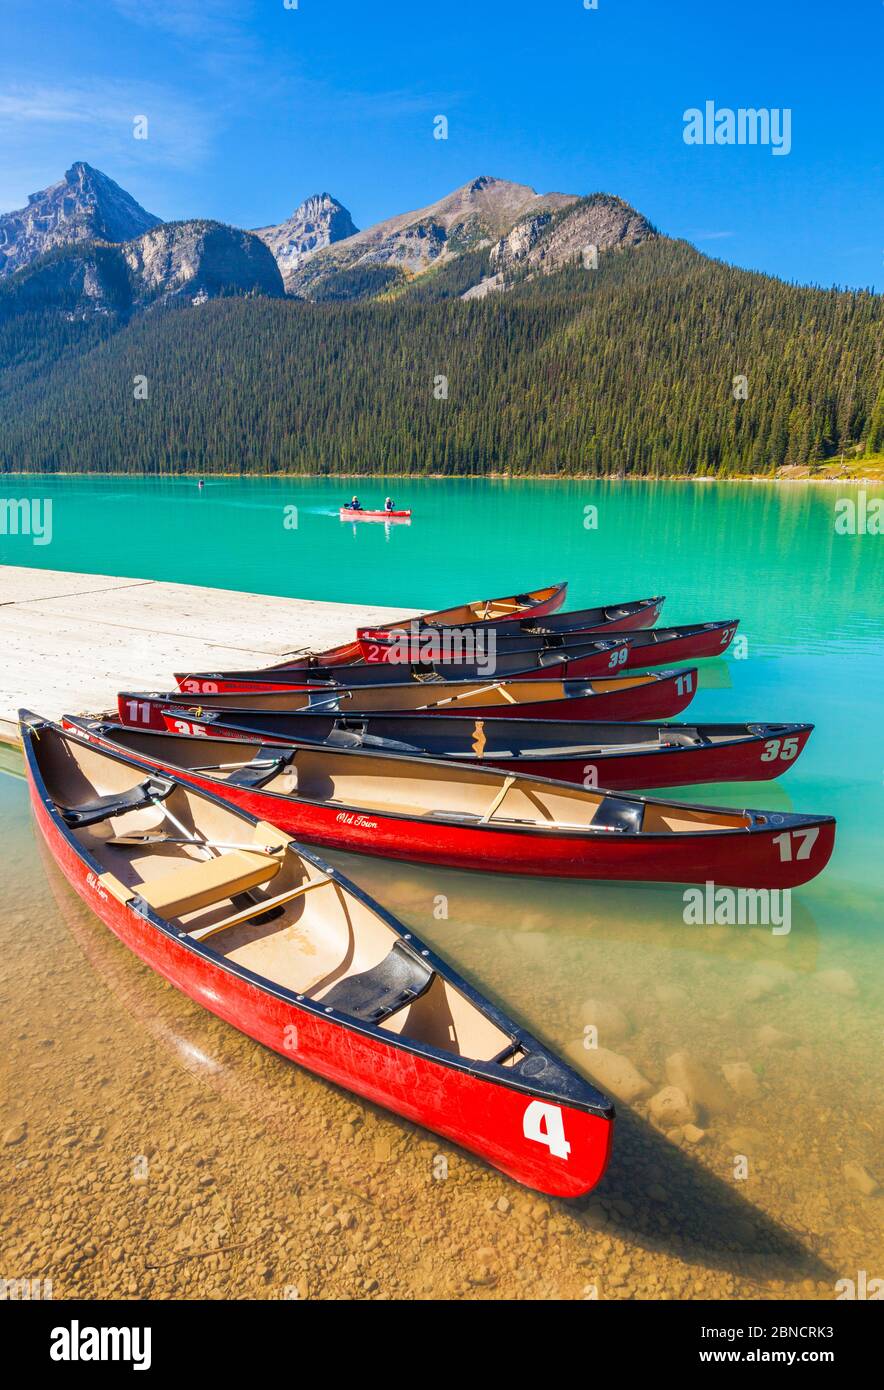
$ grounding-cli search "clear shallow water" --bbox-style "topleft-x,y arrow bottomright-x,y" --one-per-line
1,477 -> 882,1299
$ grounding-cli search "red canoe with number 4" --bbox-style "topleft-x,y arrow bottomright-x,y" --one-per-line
117,668 -> 699,731
22,713 -> 613,1196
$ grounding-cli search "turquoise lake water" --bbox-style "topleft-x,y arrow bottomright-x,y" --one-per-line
1,475 -> 881,1297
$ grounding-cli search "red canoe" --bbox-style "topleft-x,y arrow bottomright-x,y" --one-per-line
117,668 -> 699,731
174,637 -> 633,695
260,581 -> 570,672
22,713 -> 613,1196
135,710 -> 815,791
61,716 -> 836,889
354,618 -> 738,671
340,508 -> 411,521
357,590 -> 662,644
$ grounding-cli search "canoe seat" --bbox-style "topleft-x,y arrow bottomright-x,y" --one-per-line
226,746 -> 296,790
60,776 -> 175,829
591,797 -> 645,833
138,849 -> 282,920
320,941 -> 434,1023
660,728 -> 706,747
326,726 -> 421,754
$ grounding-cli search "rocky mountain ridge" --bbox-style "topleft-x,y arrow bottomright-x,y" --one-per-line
0,219 -> 284,319
0,164 -> 657,309
0,162 -> 160,278
254,193 -> 358,289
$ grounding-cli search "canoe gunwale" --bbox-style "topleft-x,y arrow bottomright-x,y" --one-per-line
21,713 -> 612,1118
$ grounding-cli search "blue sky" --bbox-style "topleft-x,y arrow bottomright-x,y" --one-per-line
1,0 -> 881,289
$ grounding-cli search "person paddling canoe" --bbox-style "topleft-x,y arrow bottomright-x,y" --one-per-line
344,495 -> 363,511
384,496 -> 395,512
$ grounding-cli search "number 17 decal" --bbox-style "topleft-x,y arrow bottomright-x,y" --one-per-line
523,1101 -> 571,1160
772,826 -> 819,861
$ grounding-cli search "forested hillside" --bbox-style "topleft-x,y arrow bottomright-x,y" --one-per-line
1,239 -> 880,476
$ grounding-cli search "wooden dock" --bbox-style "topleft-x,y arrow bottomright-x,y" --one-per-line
0,566 -> 413,746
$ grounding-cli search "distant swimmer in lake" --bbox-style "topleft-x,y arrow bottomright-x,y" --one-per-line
344,495 -> 363,511
198,479 -> 204,490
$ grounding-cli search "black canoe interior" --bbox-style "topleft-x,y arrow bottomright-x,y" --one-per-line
505,597 -> 662,635
158,713 -> 762,761
144,671 -> 662,716
32,728 -> 523,1064
77,723 -> 751,835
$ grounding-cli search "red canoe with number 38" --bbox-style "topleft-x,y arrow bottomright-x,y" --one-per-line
21,713 -> 614,1197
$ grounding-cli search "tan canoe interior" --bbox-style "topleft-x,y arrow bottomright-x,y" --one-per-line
87,726 -> 751,836
33,729 -> 518,1064
412,583 -> 563,627
157,670 -> 660,716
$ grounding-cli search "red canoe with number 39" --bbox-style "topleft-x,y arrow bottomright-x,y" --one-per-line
22,713 -> 613,1197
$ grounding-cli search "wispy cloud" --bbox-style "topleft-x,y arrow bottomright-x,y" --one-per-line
0,79 -> 216,209
688,230 -> 735,241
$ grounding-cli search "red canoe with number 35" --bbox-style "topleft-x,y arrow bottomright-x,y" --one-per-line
21,713 -> 614,1197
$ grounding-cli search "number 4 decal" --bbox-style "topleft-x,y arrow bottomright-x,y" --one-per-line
772,826 -> 819,861
523,1101 -> 571,1160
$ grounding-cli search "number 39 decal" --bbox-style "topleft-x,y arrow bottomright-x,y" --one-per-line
522,1101 -> 571,1160
760,736 -> 799,762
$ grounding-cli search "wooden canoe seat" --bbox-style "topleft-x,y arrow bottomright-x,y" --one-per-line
139,849 -> 282,919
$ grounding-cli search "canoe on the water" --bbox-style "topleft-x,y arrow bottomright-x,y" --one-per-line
340,509 -> 411,521
134,709 -> 815,791
117,667 -> 699,730
174,637 -> 633,694
257,581 -> 569,672
357,592 -> 661,642
61,716 -> 836,889
354,619 -> 739,671
22,713 -> 613,1196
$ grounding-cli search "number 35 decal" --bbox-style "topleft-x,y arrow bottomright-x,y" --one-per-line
760,736 -> 799,762
523,1101 -> 571,1160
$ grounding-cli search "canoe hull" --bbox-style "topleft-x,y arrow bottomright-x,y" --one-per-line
26,752 -> 612,1197
175,641 -> 632,695
117,668 -> 699,730
151,713 -> 814,791
71,722 -> 835,888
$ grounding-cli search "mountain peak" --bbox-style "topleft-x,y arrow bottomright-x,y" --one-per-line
254,192 -> 358,283
3,163 -> 160,277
